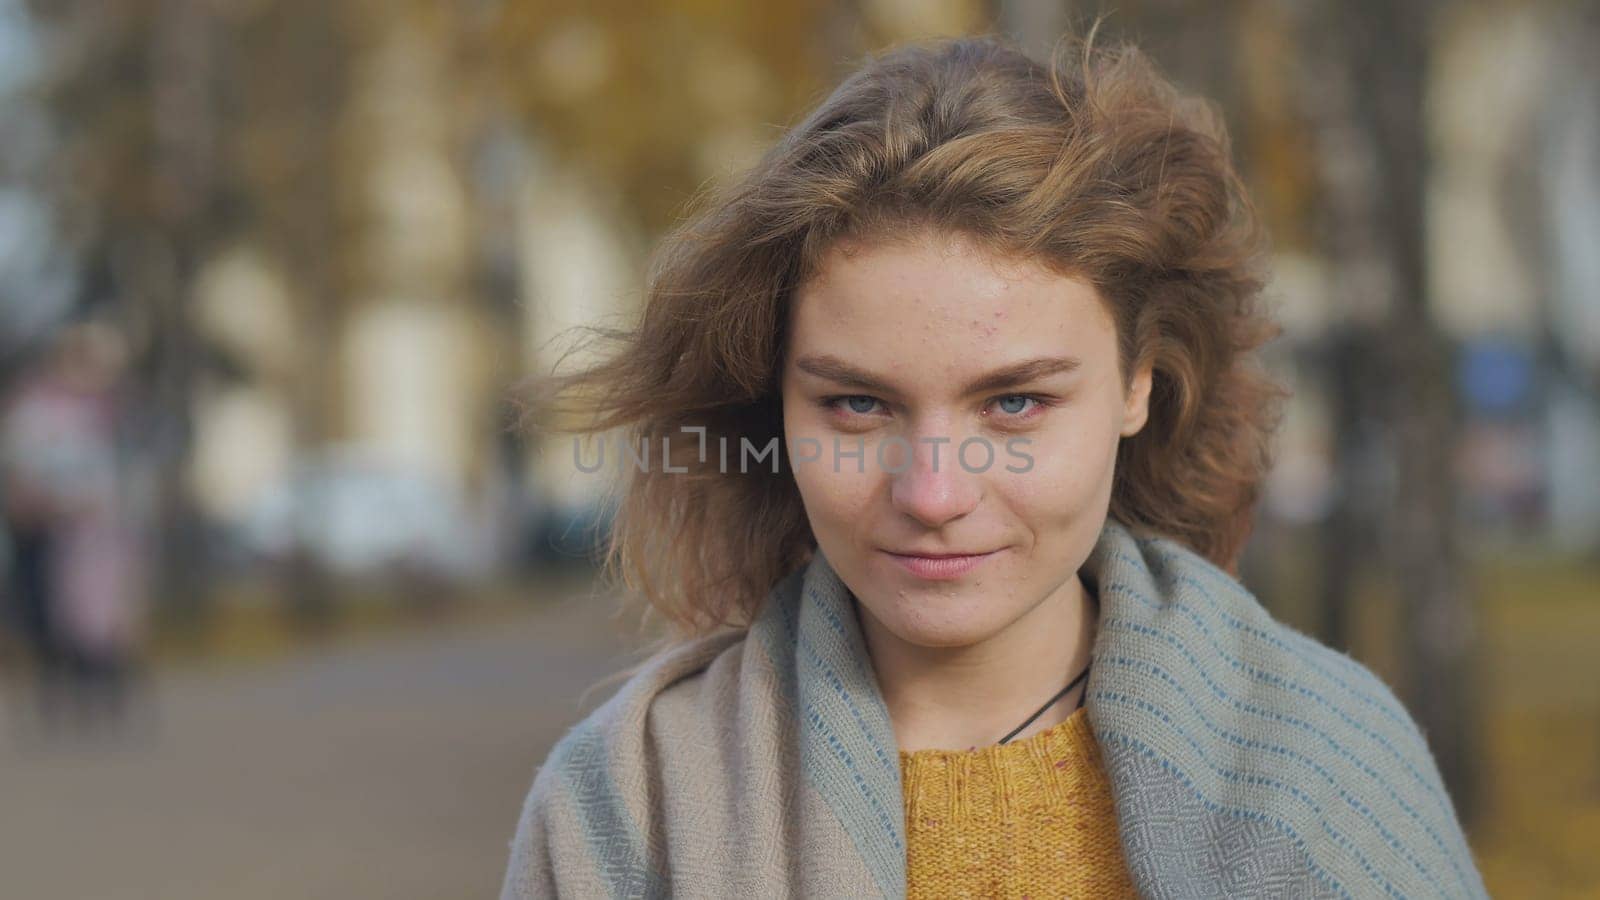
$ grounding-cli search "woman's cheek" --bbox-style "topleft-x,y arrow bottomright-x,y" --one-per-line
792,448 -> 867,531
1009,426 -> 1101,508
821,465 -> 876,524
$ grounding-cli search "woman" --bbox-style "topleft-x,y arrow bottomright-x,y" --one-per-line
503,30 -> 1489,899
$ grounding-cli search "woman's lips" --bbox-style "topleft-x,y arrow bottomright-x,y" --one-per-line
882,549 -> 1002,580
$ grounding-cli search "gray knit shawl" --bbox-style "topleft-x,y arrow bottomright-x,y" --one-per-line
502,517 -> 1490,898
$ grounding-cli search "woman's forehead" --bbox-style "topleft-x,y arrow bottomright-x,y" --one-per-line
789,237 -> 1113,356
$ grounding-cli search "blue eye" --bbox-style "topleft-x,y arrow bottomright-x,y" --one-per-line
996,395 -> 1032,415
842,396 -> 879,414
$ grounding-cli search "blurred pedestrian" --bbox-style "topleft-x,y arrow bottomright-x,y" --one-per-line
0,319 -> 147,741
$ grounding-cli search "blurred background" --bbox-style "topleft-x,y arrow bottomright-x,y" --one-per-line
0,0 -> 1595,897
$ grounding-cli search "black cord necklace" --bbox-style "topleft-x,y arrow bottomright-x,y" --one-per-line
995,586 -> 1099,746
995,659 -> 1091,745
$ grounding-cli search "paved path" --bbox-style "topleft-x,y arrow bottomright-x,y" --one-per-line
0,575 -> 644,900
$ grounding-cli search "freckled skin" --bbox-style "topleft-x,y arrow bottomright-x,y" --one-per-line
779,228 -> 1154,744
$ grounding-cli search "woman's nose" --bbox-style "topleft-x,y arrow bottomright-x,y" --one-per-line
886,434 -> 983,529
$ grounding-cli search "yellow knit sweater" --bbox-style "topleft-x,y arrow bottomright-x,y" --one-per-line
900,705 -> 1137,898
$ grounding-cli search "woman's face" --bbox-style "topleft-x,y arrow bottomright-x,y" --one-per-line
779,227 -> 1152,652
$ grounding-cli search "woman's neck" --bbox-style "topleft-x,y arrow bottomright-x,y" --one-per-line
860,573 -> 1098,753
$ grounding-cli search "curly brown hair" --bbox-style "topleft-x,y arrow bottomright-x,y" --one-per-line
520,28 -> 1289,642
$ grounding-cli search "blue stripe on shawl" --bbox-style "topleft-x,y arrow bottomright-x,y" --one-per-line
768,557 -> 908,890
1133,544 -> 1454,800
792,577 -> 905,897
547,721 -> 668,899
1127,546 -> 1422,736
754,564 -> 905,899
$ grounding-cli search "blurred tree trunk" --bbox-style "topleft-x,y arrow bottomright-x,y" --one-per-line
1316,325 -> 1372,657
1332,0 -> 1480,822
146,0 -> 217,632
257,1 -> 350,631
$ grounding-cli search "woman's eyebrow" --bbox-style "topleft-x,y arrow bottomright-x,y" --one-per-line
963,356 -> 1083,393
793,354 -> 1081,396
792,355 -> 898,393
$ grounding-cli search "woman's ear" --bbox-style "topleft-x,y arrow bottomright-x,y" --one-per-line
1120,362 -> 1154,438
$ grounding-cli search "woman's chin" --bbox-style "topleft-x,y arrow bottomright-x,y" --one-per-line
863,600 -> 1011,650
